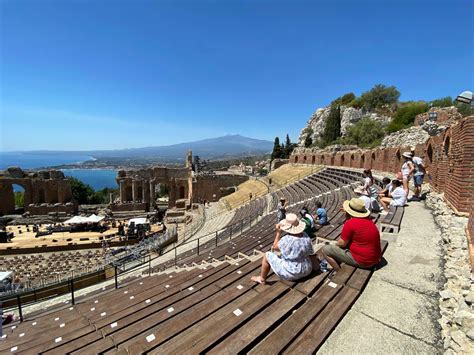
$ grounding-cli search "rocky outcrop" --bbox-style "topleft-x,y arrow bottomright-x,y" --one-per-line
426,192 -> 474,354
380,126 -> 430,148
298,105 -> 391,146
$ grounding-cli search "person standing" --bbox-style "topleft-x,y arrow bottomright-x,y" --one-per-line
277,198 -> 288,222
400,152 -> 415,194
410,149 -> 425,201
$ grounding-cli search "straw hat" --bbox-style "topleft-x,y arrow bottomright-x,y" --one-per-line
402,151 -> 413,159
279,213 -> 305,235
342,198 -> 370,218
353,186 -> 368,196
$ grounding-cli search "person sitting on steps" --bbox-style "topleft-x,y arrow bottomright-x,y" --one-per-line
251,213 -> 320,284
299,207 -> 316,238
320,198 -> 381,272
314,200 -> 328,226
378,177 -> 393,199
362,169 -> 378,199
380,179 -> 407,212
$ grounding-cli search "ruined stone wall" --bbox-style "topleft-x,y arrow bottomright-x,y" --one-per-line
0,168 -> 74,215
192,174 -> 249,203
290,116 -> 474,213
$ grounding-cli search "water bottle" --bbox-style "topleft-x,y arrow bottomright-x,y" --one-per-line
320,259 -> 328,272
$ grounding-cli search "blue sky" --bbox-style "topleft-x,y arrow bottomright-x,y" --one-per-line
1,0 -> 472,151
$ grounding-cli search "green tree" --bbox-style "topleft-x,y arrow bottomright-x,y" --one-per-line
387,102 -> 429,133
332,92 -> 356,106
430,96 -> 453,108
68,177 -> 94,204
455,102 -> 472,117
271,137 -> 283,160
343,118 -> 386,148
14,191 -> 24,207
359,84 -> 400,110
322,105 -> 341,146
304,135 -> 313,148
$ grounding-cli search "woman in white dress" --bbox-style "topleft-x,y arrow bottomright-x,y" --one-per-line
251,214 -> 319,284
400,152 -> 415,194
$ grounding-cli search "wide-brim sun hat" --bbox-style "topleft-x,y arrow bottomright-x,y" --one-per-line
279,213 -> 306,234
343,198 -> 370,218
402,151 -> 413,159
353,186 -> 368,196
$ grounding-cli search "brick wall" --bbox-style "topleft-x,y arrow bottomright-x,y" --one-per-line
289,115 -> 474,213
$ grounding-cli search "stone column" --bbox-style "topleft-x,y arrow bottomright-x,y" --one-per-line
119,181 -> 125,203
149,181 -> 155,205
132,180 -> 136,202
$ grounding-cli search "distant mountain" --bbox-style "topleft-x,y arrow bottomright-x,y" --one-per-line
6,135 -> 273,162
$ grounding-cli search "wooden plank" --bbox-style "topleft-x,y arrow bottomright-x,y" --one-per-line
163,283 -> 290,354
283,287 -> 359,354
294,271 -> 328,296
345,268 -> 372,291
207,289 -> 306,354
115,264 -> 262,353
248,282 -> 343,355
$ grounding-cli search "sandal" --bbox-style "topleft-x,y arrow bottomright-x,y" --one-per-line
251,276 -> 266,285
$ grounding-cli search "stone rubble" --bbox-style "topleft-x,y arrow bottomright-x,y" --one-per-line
425,192 -> 474,354
380,125 -> 430,148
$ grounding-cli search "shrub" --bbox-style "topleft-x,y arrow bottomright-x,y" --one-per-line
343,118 -> 386,148
455,102 -> 472,117
359,84 -> 400,111
430,96 -> 453,108
387,102 -> 429,133
332,93 -> 356,106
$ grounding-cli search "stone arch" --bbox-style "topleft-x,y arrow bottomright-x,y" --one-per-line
295,156 -> 299,163
137,186 -> 143,201
395,149 -> 401,164
311,155 -> 316,164
427,144 -> 434,164
179,185 -> 186,199
371,151 -> 376,163
303,155 -> 307,164
361,154 -> 365,167
125,186 -> 133,201
443,135 -> 451,156
340,154 -> 345,166
38,188 -> 46,204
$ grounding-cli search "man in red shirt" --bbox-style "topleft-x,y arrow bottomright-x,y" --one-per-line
321,198 -> 381,271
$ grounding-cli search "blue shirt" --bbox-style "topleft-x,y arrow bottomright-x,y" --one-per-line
317,208 -> 327,224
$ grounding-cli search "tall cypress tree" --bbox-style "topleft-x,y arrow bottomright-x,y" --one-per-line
284,134 -> 292,158
271,137 -> 283,160
322,105 -> 341,146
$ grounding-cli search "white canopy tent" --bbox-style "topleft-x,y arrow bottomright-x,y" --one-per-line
64,214 -> 105,224
127,218 -> 149,226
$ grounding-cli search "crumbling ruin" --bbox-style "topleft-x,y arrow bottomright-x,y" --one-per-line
0,167 -> 76,215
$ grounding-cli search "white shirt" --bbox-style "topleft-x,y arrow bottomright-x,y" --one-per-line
412,156 -> 424,176
401,162 -> 411,178
390,187 -> 407,207
358,195 -> 372,211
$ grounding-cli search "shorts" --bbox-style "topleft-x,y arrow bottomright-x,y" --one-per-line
413,175 -> 424,187
322,244 -> 360,267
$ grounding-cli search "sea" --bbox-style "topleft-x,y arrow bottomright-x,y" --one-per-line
0,152 -> 117,191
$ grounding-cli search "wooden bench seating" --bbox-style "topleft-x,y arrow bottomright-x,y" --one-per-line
380,206 -> 405,233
